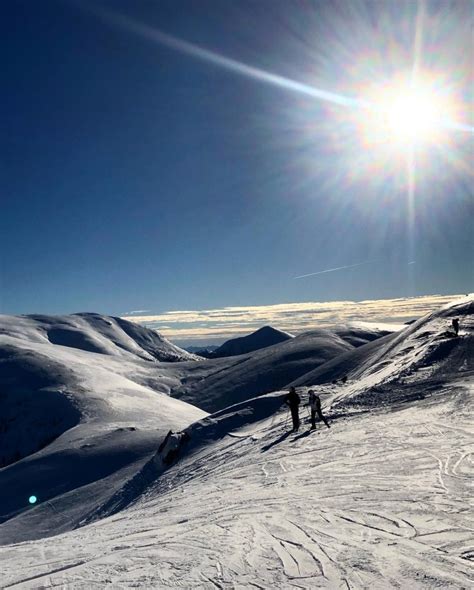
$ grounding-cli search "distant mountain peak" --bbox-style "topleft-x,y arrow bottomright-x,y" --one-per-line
254,325 -> 290,335
211,325 -> 294,358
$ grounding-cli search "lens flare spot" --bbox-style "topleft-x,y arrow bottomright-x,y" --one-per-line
28,495 -> 38,505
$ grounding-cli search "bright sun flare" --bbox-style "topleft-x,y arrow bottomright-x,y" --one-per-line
360,75 -> 455,148
383,90 -> 439,142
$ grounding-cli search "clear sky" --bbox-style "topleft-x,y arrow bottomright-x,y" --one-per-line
1,0 -> 472,317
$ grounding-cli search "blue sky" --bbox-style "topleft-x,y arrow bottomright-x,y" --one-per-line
1,0 -> 472,317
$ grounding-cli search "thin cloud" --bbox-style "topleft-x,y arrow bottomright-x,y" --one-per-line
123,294 -> 466,343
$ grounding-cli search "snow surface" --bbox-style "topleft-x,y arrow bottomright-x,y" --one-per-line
0,314 -> 207,543
0,313 -> 201,363
0,297 -> 472,588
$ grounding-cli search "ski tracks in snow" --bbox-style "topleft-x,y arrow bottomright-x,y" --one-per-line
1,393 -> 472,588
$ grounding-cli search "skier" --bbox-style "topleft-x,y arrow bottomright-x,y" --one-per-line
308,390 -> 330,430
285,386 -> 301,432
452,318 -> 460,336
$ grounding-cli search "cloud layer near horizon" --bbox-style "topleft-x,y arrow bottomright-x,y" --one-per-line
123,294 -> 464,344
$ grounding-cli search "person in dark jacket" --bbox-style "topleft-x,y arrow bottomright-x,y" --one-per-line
452,318 -> 460,336
308,390 -> 330,430
285,386 -> 301,432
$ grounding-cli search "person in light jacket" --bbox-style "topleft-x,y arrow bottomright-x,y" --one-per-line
308,390 -> 330,430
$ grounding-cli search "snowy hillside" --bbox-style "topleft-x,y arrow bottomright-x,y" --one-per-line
211,325 -> 294,357
0,318 -> 395,543
0,313 -> 201,363
0,315 -> 385,471
0,296 -> 472,588
170,325 -> 391,412
0,314 -> 207,542
295,295 -> 473,407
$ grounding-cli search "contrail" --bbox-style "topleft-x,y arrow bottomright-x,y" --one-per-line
294,260 -> 376,279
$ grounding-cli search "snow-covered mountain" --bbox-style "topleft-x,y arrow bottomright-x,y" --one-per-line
0,313 -> 207,542
0,312 -> 201,363
170,325 -> 392,412
0,318 -> 394,513
0,296 -> 472,588
211,325 -> 294,357
293,296 -> 473,402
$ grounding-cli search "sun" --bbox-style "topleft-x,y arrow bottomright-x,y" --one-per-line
359,74 -> 455,148
382,89 -> 440,143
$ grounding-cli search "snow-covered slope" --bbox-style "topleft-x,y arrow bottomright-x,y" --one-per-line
290,331 -> 399,387
295,295 -> 473,408
171,325 -> 391,412
0,313 -> 201,363
0,315 -> 207,543
211,325 -> 294,357
1,296 -> 471,588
